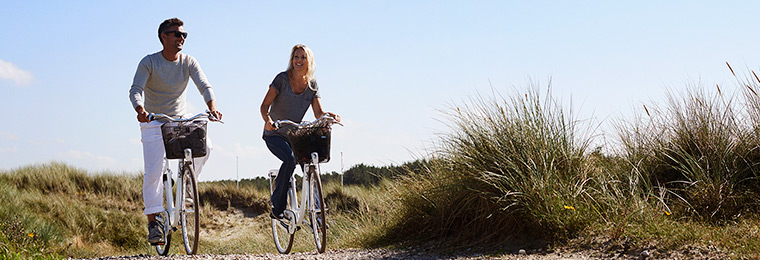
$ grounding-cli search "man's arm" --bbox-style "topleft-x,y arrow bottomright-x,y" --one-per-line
130,57 -> 151,122
188,56 -> 216,105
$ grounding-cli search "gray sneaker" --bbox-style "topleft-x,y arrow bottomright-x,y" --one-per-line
148,220 -> 165,245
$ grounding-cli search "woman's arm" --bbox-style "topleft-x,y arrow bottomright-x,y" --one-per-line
311,97 -> 341,122
260,86 -> 278,130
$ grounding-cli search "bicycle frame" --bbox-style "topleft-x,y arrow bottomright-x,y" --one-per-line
272,152 -> 321,234
159,148 -> 195,232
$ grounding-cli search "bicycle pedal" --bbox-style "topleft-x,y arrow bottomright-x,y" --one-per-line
277,220 -> 292,231
151,241 -> 166,246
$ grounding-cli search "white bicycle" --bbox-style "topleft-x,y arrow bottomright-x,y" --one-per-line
149,111 -> 222,256
270,114 -> 341,254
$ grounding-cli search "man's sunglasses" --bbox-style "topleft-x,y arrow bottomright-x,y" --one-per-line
164,31 -> 188,39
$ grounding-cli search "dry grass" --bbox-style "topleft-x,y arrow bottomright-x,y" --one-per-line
0,163 -> 386,258
363,86 -> 606,249
7,68 -> 760,258
360,76 -> 760,258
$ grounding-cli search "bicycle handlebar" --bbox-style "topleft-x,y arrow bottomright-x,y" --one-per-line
274,114 -> 342,129
149,111 -> 224,124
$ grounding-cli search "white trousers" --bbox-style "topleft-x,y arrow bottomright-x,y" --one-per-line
140,120 -> 212,215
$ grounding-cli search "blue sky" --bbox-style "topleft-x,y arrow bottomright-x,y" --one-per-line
2,1 -> 760,181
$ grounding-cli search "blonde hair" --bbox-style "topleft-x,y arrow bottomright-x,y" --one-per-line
287,44 -> 316,82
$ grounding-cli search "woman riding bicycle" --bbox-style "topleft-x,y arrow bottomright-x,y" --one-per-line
260,44 -> 341,220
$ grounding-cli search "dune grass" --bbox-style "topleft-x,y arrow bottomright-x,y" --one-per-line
7,68 -> 760,258
616,82 -> 760,223
0,162 -> 153,259
362,86 -> 611,249
0,162 -> 388,258
360,75 -> 760,258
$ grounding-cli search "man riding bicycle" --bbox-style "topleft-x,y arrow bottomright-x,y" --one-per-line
128,17 -> 223,245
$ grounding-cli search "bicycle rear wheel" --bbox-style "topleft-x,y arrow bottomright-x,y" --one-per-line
180,165 -> 200,255
310,168 -> 327,253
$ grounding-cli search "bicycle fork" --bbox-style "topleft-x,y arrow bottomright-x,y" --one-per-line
299,153 -> 323,234
160,159 -> 176,228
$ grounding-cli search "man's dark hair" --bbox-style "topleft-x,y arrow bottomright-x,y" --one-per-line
158,18 -> 184,44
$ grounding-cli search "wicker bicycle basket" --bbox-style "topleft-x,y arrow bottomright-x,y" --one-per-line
160,120 -> 207,159
286,126 -> 332,164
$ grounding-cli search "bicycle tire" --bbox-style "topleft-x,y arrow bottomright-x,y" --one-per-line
271,217 -> 295,254
310,168 -> 327,253
155,181 -> 172,256
270,175 -> 294,254
180,165 -> 200,255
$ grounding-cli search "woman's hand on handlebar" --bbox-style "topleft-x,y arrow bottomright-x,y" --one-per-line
325,112 -> 341,123
265,120 -> 277,131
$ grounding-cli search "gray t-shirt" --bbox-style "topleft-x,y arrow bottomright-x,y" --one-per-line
129,52 -> 215,121
264,71 -> 320,137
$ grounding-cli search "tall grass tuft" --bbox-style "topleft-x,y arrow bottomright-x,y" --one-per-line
370,86 -> 604,248
616,79 -> 760,223
1,161 -> 142,201
0,162 -> 147,258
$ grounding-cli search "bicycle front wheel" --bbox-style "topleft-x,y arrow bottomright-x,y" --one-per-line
155,172 -> 173,256
270,174 -> 294,254
180,165 -> 200,255
310,168 -> 327,253
271,216 -> 295,254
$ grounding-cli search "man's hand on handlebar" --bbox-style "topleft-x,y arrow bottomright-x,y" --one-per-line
208,109 -> 223,121
136,106 -> 150,123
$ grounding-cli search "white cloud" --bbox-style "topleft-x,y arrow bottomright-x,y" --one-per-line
0,131 -> 18,140
64,149 -> 117,165
0,146 -> 17,153
0,59 -> 34,86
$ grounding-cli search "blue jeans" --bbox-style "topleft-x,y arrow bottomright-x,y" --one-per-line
264,135 -> 296,215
